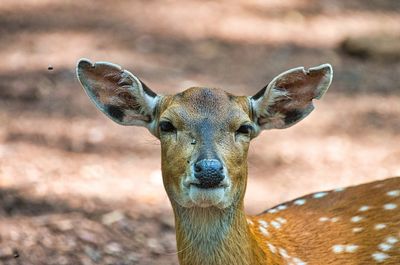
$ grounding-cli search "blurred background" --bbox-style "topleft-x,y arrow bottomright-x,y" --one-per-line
0,0 -> 399,264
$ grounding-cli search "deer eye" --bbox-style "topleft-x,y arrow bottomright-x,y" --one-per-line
159,121 -> 176,133
236,124 -> 253,135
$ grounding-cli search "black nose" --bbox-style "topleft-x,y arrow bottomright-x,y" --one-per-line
194,159 -> 224,188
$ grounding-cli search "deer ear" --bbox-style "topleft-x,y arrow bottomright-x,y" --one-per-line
76,59 -> 161,134
250,64 -> 332,131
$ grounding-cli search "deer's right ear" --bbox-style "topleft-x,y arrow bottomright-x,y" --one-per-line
76,59 -> 161,135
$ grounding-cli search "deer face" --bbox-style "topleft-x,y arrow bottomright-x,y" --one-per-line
157,88 -> 253,208
77,59 -> 332,209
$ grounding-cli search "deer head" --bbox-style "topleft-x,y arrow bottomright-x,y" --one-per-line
76,59 -> 332,212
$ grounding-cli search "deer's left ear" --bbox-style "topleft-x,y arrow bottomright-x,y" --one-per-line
76,59 -> 161,135
250,64 -> 332,131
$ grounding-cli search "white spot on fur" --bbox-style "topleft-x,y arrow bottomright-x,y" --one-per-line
383,203 -> 397,210
332,244 -> 359,253
352,227 -> 363,233
375,223 -> 387,230
319,217 -> 329,222
247,219 -> 254,225
372,252 -> 389,262
386,236 -> 398,244
334,187 -> 346,192
292,257 -> 307,265
345,244 -> 359,253
259,226 -> 270,237
331,217 -> 340,223
258,220 -> 269,228
294,199 -> 306,205
358,205 -> 370,212
387,190 -> 400,197
279,248 -> 289,258
313,192 -> 328,199
378,243 -> 392,252
271,220 -> 281,229
350,216 -> 363,223
332,245 -> 345,253
277,204 -> 287,210
268,208 -> 278,214
320,216 -> 340,223
267,243 -> 276,253
276,217 -> 287,224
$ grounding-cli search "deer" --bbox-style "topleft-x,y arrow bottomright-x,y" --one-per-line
76,59 -> 400,265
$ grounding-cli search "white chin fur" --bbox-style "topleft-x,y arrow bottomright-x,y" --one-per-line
188,185 -> 226,208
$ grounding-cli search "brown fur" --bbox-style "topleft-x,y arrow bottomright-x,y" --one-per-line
249,177 -> 400,264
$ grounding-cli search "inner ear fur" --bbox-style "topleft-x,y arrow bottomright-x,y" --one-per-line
250,64 -> 333,130
76,59 -> 160,132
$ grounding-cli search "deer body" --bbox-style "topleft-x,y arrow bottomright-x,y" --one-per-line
77,59 -> 400,264
173,177 -> 400,265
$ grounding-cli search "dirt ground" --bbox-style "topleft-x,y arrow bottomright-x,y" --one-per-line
0,0 -> 399,264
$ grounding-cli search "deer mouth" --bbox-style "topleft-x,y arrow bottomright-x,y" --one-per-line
191,183 -> 228,189
187,183 -> 230,208
183,176 -> 230,189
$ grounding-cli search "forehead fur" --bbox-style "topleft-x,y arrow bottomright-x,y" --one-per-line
159,87 -> 251,128
177,87 -> 233,115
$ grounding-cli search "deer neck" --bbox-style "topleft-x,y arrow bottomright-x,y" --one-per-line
172,201 -> 266,265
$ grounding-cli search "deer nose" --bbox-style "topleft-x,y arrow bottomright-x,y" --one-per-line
193,159 -> 224,188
